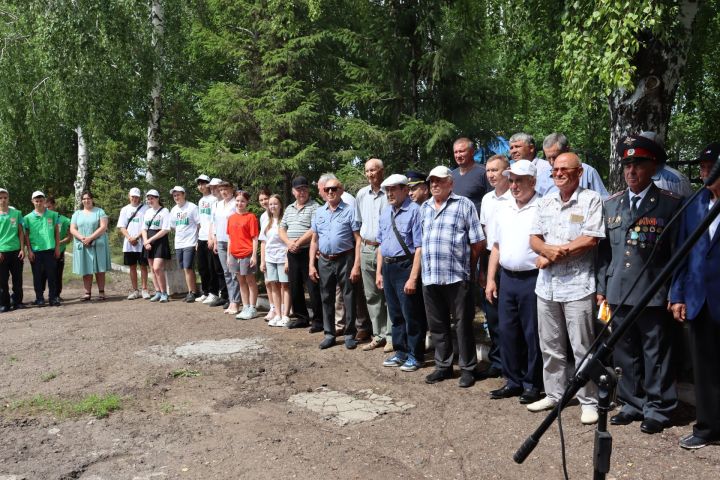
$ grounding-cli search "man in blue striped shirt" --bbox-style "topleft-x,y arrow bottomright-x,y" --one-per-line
420,166 -> 486,388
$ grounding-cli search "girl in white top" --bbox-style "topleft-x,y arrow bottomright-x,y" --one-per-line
257,189 -> 275,320
140,190 -> 172,303
259,194 -> 290,327
210,182 -> 241,315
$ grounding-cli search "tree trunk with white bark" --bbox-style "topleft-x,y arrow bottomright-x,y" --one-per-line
607,0 -> 700,193
146,0 -> 164,184
73,126 -> 88,210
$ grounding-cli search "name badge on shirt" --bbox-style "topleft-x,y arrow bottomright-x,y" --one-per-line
570,214 -> 584,224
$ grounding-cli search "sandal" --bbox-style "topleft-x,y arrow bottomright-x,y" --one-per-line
82,292 -> 91,301
98,291 -> 106,301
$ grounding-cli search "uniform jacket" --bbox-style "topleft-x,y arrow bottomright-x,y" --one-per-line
597,183 -> 682,307
669,189 -> 720,323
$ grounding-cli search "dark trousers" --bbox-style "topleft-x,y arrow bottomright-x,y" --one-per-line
318,253 -> 357,338
0,250 -> 23,308
30,249 -> 58,301
40,254 -> 65,297
197,240 -> 219,296
287,248 -> 323,327
498,268 -> 542,391
481,270 -> 502,370
423,281 -> 477,372
612,305 -> 677,424
690,305 -> 720,440
382,259 -> 427,361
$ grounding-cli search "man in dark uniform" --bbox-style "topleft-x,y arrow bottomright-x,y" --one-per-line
596,134 -> 683,434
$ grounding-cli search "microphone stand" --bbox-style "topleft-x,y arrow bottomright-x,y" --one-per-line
514,196 -> 720,479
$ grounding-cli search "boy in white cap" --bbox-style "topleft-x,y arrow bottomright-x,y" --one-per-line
169,186 -> 200,302
206,177 -> 229,307
195,175 -> 221,304
0,188 -> 25,312
23,191 -> 61,306
117,187 -> 150,299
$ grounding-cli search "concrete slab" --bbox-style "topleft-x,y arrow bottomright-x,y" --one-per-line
288,387 -> 415,426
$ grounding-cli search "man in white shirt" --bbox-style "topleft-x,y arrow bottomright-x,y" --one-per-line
117,188 -> 150,299
195,175 -> 223,305
169,186 -> 200,302
477,154 -> 512,379
485,160 -> 543,403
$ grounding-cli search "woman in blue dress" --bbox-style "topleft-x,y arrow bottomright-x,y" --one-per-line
70,191 -> 111,300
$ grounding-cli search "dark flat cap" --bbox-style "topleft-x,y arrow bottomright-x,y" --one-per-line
292,176 -> 309,188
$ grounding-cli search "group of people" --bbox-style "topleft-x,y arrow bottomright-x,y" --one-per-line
1,131 -> 718,452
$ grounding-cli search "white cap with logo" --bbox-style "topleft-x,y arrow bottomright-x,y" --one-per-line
169,186 -> 186,194
129,187 -> 142,197
209,178 -> 222,186
195,174 -> 211,183
31,190 -> 45,199
502,159 -> 537,178
146,189 -> 160,197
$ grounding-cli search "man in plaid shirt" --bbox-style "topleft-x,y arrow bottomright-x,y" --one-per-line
420,166 -> 486,388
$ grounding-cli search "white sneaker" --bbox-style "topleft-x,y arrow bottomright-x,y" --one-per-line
527,397 -> 557,412
581,407 -> 599,425
202,293 -> 218,304
276,315 -> 290,327
269,316 -> 281,327
265,305 -> 276,321
195,294 -> 208,303
127,290 -> 141,300
235,306 -> 251,320
141,289 -> 151,299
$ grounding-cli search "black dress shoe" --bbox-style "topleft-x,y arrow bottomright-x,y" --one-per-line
458,371 -> 476,388
489,384 -> 523,399
474,366 -> 502,380
308,324 -> 323,334
519,388 -> 541,404
640,418 -> 665,434
425,368 -> 453,384
33,299 -> 46,307
610,411 -> 642,426
319,336 -> 336,349
0,306 -> 8,313
680,433 -> 714,450
287,319 -> 310,329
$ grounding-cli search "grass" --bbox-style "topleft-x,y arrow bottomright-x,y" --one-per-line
171,368 -> 201,378
10,393 -> 122,419
40,371 -> 58,382
159,402 -> 174,414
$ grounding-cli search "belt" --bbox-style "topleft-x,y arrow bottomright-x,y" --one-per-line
383,255 -> 412,264
362,239 -> 380,247
319,248 -> 354,261
501,267 -> 538,279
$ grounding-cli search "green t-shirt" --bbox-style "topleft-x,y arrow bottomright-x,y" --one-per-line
23,209 -> 59,252
0,208 -> 23,252
57,214 -> 71,253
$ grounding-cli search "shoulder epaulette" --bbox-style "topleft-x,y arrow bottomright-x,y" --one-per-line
658,188 -> 682,199
604,190 -> 624,203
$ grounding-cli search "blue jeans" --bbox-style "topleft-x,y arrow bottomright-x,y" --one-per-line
382,258 -> 426,361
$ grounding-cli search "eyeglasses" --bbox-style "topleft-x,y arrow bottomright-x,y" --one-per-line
551,167 -> 579,175
324,186 -> 340,193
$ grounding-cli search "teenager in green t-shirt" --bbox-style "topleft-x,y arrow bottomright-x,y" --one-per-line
23,191 -> 61,307
0,188 -> 26,312
46,196 -> 72,300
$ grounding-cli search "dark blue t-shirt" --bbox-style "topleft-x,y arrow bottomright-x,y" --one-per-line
451,164 -> 489,214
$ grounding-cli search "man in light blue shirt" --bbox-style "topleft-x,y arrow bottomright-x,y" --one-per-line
310,178 -> 362,350
375,174 -> 426,372
540,133 -> 609,198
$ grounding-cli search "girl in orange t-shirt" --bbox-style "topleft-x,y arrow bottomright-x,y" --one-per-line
227,190 -> 259,319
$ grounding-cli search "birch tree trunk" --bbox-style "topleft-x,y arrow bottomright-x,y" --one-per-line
146,0 -> 164,184
73,126 -> 88,210
607,0 -> 700,193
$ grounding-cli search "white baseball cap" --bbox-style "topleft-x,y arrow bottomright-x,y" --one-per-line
209,178 -> 222,186
502,159 -> 537,178
195,174 -> 211,183
146,189 -> 160,197
426,166 -> 453,180
31,190 -> 45,199
129,187 -> 142,197
381,174 -> 409,188
169,186 -> 185,194
0,188 -> 8,195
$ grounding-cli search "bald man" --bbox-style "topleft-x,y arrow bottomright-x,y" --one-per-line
528,152 -> 604,425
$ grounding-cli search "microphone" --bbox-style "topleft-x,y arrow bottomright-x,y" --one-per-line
704,154 -> 720,186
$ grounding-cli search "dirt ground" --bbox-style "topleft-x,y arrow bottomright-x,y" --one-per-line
1,268 -> 719,480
